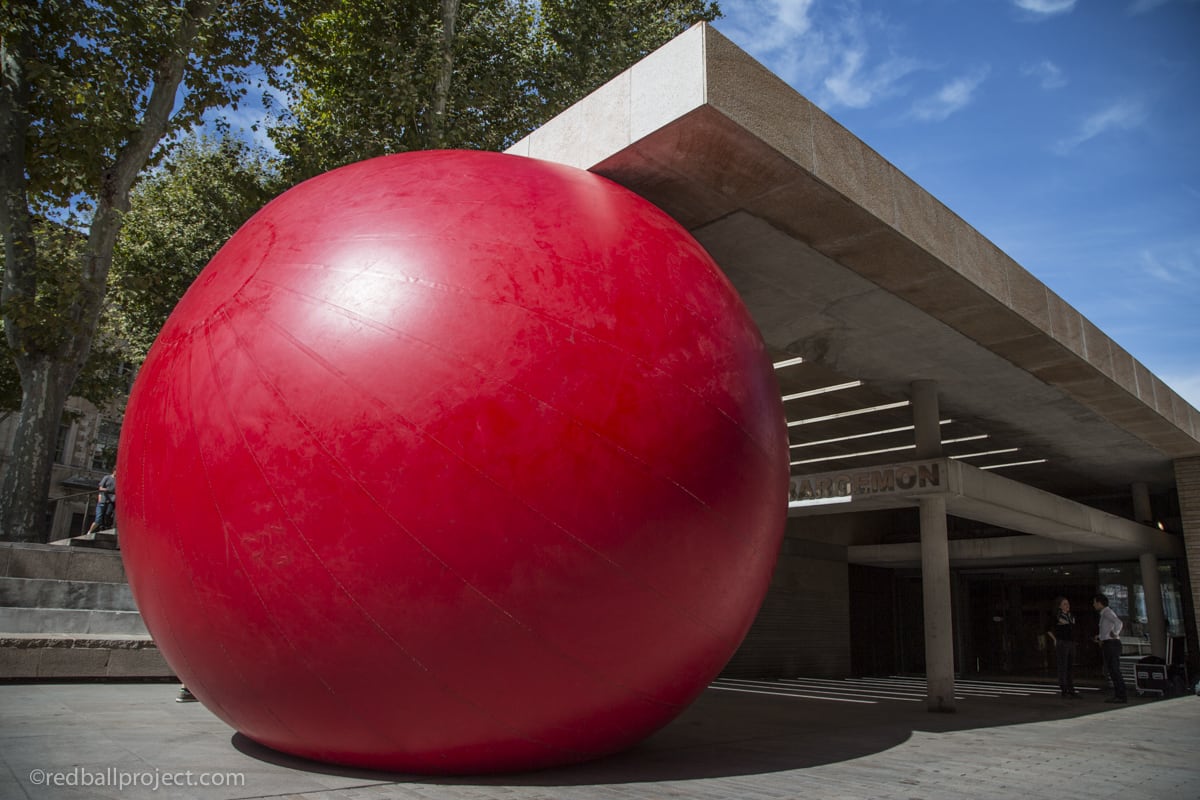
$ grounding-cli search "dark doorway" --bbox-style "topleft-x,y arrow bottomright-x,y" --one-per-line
958,566 -> 1101,680
848,565 -> 896,676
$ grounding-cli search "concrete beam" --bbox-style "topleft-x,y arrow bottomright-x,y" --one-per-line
947,460 -> 1183,555
849,535 -> 1106,569
792,459 -> 1183,560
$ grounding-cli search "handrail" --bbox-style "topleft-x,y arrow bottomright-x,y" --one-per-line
47,490 -> 101,503
44,489 -> 117,538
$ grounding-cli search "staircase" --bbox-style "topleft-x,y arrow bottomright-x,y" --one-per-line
0,540 -> 174,679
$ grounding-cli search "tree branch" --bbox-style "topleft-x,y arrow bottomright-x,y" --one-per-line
72,0 -> 220,368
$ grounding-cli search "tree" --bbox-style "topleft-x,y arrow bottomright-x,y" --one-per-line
271,0 -> 721,180
533,1 -> 724,118
1,0 -> 718,543
0,221 -> 131,418
109,135 -> 280,365
0,1 -> 307,542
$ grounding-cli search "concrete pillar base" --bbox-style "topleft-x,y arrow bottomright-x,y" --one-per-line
920,494 -> 955,713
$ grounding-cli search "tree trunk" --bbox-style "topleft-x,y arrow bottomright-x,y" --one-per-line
0,1 -> 217,542
431,0 -> 461,146
0,358 -> 72,542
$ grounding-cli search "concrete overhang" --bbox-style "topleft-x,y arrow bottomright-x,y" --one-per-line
508,24 -> 1200,500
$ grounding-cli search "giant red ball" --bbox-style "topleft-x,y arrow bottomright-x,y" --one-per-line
117,150 -> 788,774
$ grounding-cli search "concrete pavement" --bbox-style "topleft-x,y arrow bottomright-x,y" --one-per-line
1,678 -> 1196,800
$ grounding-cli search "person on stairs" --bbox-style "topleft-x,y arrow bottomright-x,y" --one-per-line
86,470 -> 116,538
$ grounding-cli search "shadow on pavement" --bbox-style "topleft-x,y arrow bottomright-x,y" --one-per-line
230,684 -> 1135,786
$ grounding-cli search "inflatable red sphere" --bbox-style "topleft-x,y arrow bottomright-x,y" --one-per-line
117,150 -> 788,774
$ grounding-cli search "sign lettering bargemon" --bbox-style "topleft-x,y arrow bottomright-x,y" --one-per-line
789,461 -> 942,503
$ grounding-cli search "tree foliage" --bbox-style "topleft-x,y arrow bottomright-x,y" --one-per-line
0,220 -> 129,415
0,0 -> 719,542
0,0 -> 309,541
534,0 -> 722,116
109,135 -> 280,365
271,0 -> 721,180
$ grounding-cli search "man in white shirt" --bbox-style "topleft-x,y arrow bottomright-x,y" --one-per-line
1093,593 -> 1127,703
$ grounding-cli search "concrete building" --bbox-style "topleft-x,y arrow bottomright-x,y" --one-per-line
0,398 -> 120,542
507,24 -> 1198,708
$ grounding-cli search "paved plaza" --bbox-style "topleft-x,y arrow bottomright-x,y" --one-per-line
2,678 -> 1196,799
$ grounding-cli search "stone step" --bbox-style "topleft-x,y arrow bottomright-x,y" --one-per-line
68,531 -> 119,550
1,541 -> 126,583
0,542 -> 169,679
0,634 -> 173,679
0,606 -> 148,636
0,576 -> 137,612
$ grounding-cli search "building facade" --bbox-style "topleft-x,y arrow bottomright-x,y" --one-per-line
509,24 -> 1199,701
0,397 -> 121,541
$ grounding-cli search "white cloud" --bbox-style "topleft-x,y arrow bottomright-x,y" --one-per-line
1140,248 -> 1199,284
1054,100 -> 1147,153
1128,0 -> 1172,13
1013,0 -> 1078,14
772,0 -> 818,35
910,67 -> 990,122
822,47 -> 922,109
1022,59 -> 1067,89
735,0 -> 820,54
823,48 -> 871,107
717,0 -> 921,111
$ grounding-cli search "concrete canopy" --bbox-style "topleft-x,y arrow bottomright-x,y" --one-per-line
507,25 -> 1199,535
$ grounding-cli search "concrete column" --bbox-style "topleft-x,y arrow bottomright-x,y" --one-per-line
1139,552 -> 1167,659
919,494 -> 955,712
911,380 -> 942,458
1132,482 -> 1152,524
1173,458 -> 1200,658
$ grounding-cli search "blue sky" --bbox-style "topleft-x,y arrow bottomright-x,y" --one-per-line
714,0 -> 1200,409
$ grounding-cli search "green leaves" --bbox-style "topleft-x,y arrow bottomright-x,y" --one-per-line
0,2 -> 312,539
109,134 -> 279,365
269,0 -> 720,182
4,1 -> 298,212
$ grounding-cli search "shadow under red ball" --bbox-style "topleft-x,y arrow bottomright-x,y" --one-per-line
117,150 -> 789,774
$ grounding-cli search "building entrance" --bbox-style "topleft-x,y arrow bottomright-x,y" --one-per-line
851,559 -> 1190,681
958,566 -> 1102,681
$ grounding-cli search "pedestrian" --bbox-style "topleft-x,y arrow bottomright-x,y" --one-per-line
1047,596 -> 1082,698
86,470 -> 116,537
1093,593 -> 1127,703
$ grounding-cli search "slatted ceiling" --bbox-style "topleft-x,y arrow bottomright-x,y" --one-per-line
770,354 -> 1058,482
788,416 -> 915,451
786,398 -> 910,433
774,360 -> 857,396
975,461 -> 1048,478
790,428 -> 920,465
790,431 -> 1022,472
790,423 -> 919,453
784,385 -> 901,420
785,395 -> 875,422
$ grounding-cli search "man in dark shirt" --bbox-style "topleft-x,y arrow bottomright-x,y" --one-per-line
1047,596 -> 1082,698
